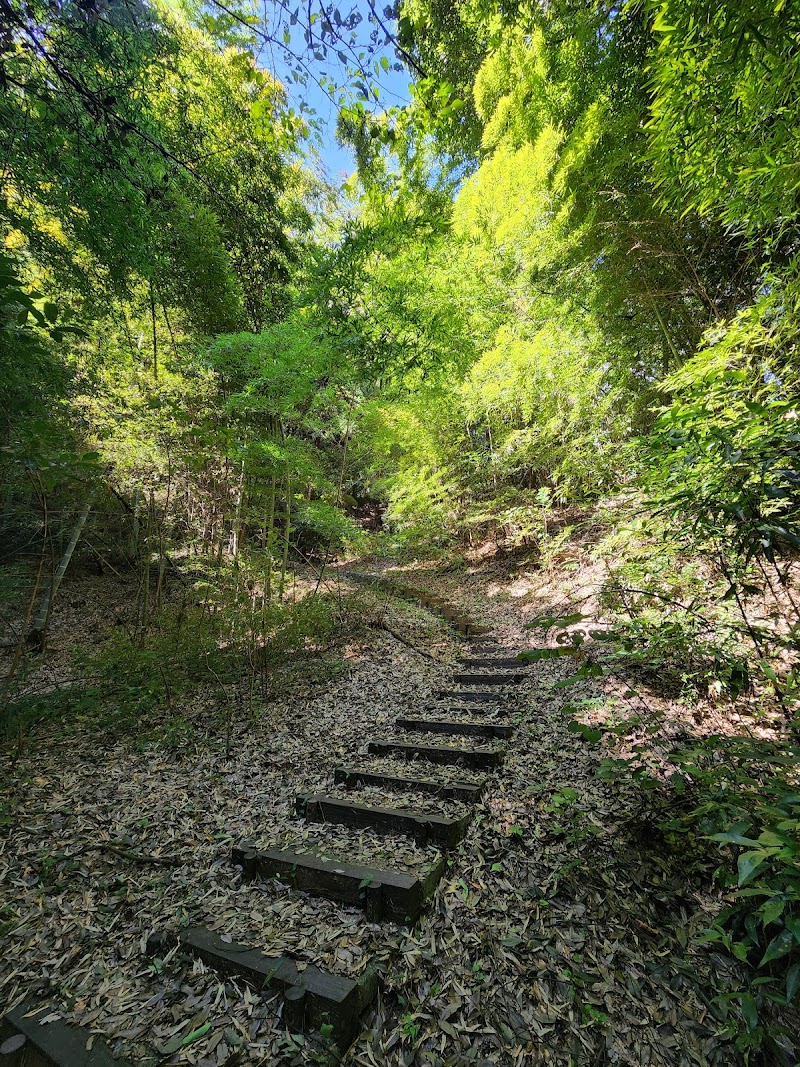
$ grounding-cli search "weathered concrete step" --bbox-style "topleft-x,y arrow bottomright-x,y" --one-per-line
438,614 -> 491,636
459,657 -> 528,668
334,766 -> 485,801
148,927 -> 376,1050
232,841 -> 445,923
387,588 -> 490,634
452,673 -> 524,685
396,717 -> 515,740
417,600 -> 462,619
343,575 -> 490,633
297,793 -> 470,849
367,739 -> 504,770
0,1005 -> 129,1066
434,608 -> 491,630
435,690 -> 505,703
433,702 -> 510,715
416,595 -> 445,608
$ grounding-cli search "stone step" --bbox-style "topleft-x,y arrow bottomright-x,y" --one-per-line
439,614 -> 490,636
458,657 -> 528,668
396,717 -> 515,740
232,842 -> 445,923
434,690 -> 505,703
391,584 -> 419,599
367,739 -> 504,770
147,927 -> 376,1051
417,595 -> 445,608
451,673 -> 524,685
334,766 -> 485,802
392,591 -> 489,634
430,706 -> 502,718
0,1004 -> 129,1066
297,793 -> 471,849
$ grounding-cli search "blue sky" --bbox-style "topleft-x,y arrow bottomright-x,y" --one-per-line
249,1 -> 413,180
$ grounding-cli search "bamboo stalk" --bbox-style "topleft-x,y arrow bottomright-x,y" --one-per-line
278,469 -> 291,602
129,488 -> 141,562
231,456 -> 245,559
29,495 -> 92,648
264,470 -> 276,608
139,491 -> 153,642
149,280 -> 158,381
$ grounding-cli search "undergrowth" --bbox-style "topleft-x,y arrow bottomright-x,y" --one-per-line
526,518 -> 800,1063
1,590 -> 350,752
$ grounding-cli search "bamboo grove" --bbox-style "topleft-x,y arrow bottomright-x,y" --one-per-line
2,0 -> 800,1051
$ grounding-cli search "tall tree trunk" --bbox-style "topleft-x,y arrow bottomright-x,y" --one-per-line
138,491 -> 153,642
313,401 -> 353,596
1,484 -> 13,532
231,457 -> 246,559
3,478 -> 49,738
278,470 -> 291,602
129,488 -> 141,562
263,471 -> 276,608
28,496 -> 92,649
149,280 -> 159,381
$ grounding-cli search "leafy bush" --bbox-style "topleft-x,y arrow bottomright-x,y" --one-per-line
650,738 -> 800,1059
2,591 -> 342,748
596,518 -> 753,700
535,589 -> 800,1057
636,290 -> 800,713
643,293 -> 800,572
461,323 -> 635,501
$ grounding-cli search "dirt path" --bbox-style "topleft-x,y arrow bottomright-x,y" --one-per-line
344,565 -> 740,1067
1,565 -> 753,1064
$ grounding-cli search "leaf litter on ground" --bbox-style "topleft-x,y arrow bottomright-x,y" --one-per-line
1,560 -> 784,1064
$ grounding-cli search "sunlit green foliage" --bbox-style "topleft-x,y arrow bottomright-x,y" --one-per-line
645,290 -> 800,568
1,0 -> 298,330
462,322 -> 634,499
646,0 -> 800,240
2,0 -> 800,1046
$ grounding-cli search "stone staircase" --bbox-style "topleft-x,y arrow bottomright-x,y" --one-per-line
1,580 -> 531,1063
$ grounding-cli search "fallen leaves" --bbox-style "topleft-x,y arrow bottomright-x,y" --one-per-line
0,595 -> 461,1064
0,564 -> 773,1065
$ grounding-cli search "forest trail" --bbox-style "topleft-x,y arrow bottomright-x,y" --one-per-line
3,0 -> 799,1059
1,576 -> 528,1062
1,566 -> 755,1065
